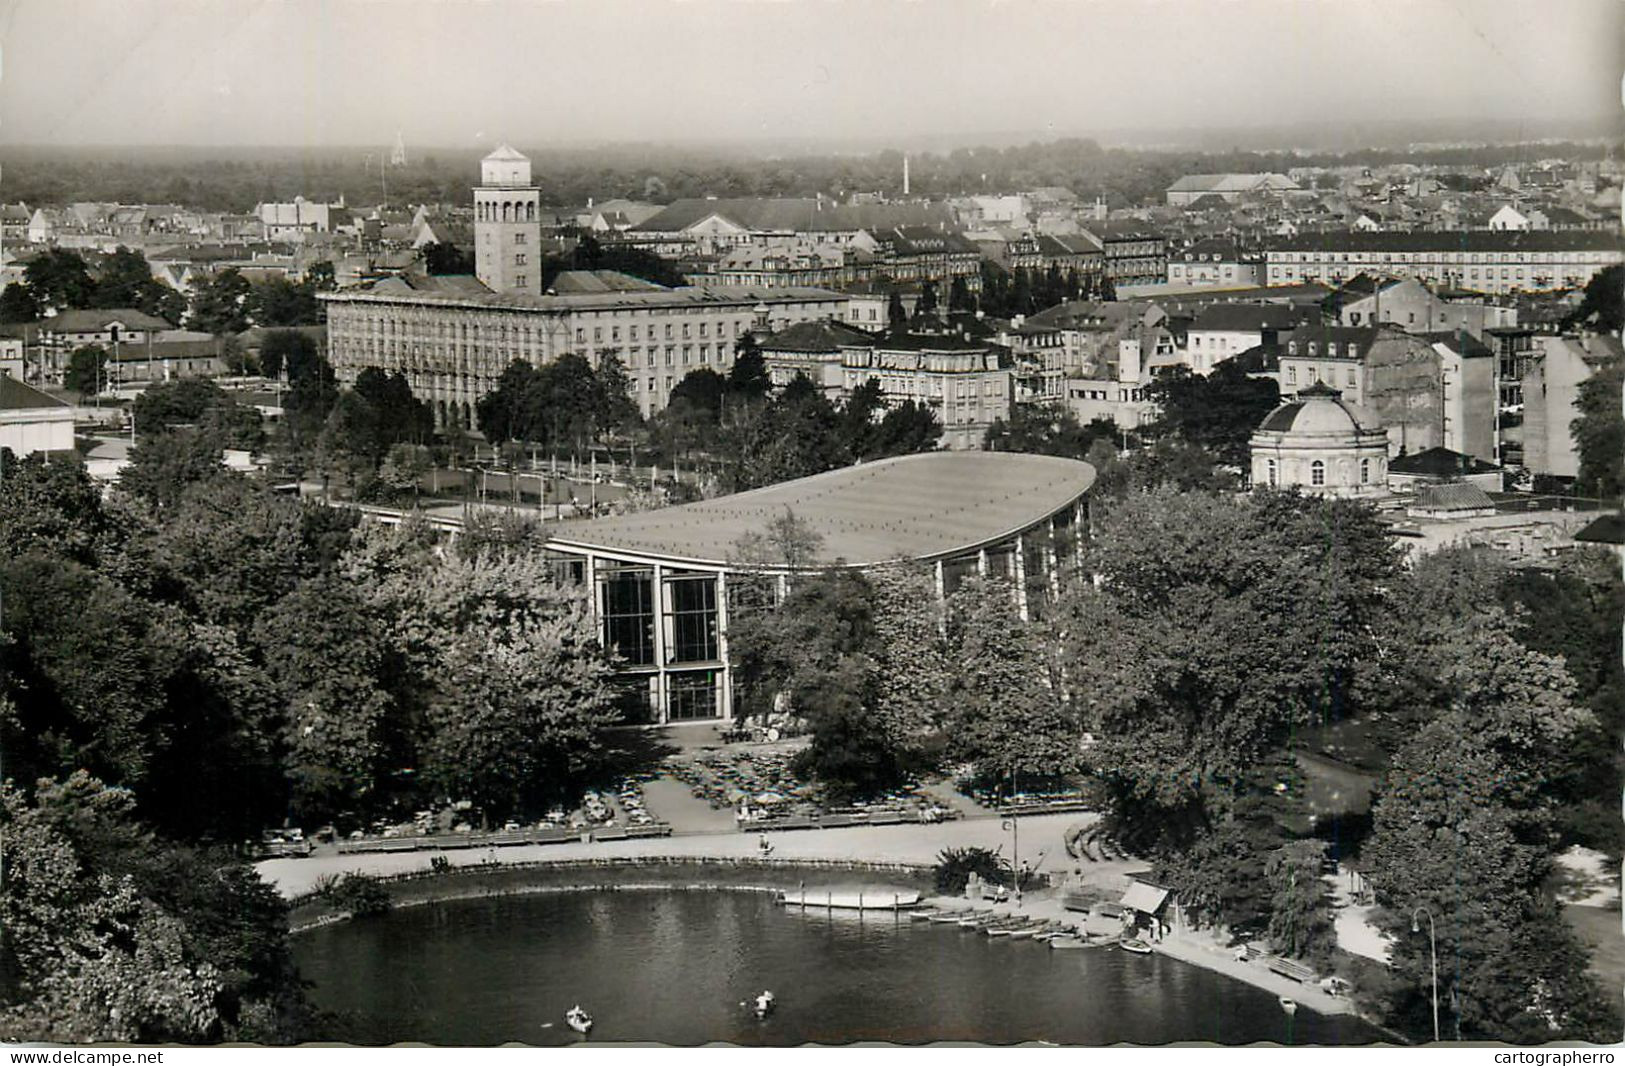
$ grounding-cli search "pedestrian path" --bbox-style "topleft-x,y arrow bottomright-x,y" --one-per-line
258,812 -> 1103,899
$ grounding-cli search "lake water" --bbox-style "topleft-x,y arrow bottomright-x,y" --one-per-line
292,889 -> 1386,1046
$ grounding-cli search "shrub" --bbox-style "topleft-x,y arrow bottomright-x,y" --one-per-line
934,846 -> 1007,895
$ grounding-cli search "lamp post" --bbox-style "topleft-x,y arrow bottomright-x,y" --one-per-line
1411,906 -> 1439,1043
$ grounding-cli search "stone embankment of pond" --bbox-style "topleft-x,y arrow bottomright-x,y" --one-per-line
287,856 -> 938,933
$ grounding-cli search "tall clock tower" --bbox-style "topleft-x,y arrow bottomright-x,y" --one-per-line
473,144 -> 542,296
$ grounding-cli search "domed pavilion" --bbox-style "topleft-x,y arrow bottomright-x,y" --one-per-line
1249,382 -> 1389,498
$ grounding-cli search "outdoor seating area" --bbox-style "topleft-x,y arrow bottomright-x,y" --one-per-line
959,777 -> 1094,816
664,750 -> 957,830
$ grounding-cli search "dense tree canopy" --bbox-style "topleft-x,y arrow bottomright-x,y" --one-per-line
1144,360 -> 1281,467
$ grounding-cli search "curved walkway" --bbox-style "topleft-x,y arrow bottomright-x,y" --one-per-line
256,812 -> 1125,899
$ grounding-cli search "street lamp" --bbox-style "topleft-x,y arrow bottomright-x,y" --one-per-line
1411,906 -> 1439,1043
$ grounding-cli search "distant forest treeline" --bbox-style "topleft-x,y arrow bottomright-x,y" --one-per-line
0,139 -> 1610,213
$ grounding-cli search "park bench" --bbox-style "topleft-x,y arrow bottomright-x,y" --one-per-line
1266,956 -> 1317,983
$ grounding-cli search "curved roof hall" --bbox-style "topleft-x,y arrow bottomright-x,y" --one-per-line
545,452 -> 1097,569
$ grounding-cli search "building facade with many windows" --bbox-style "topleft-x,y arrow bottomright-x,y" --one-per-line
1265,231 -> 1623,293
540,451 -> 1096,724
322,280 -> 848,424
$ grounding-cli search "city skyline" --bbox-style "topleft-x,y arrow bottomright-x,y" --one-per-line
4,0 -> 1622,150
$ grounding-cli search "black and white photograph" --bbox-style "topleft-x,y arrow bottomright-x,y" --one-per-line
0,0 -> 1621,1051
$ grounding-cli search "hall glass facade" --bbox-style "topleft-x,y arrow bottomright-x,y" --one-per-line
543,496 -> 1088,725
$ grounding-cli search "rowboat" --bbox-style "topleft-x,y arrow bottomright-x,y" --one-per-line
1120,937 -> 1152,955
565,1006 -> 593,1034
1279,997 -> 1298,1016
1048,936 -> 1089,950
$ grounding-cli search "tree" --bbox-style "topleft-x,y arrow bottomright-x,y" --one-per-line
868,400 -> 942,458
304,260 -> 337,292
248,277 -> 322,328
1066,489 -> 1399,853
423,612 -> 621,820
718,376 -> 848,491
254,575 -> 395,823
1564,263 -> 1623,334
948,276 -> 974,313
24,249 -> 96,311
0,281 -> 41,324
917,280 -> 939,318
727,336 -> 771,399
944,575 -> 1078,779
1265,840 -> 1334,963
119,428 -> 230,511
1145,360 -> 1281,466
839,377 -> 885,458
1362,722 -> 1616,1042
0,450 -> 108,565
258,328 -> 316,383
91,247 -> 185,324
186,268 -> 251,335
0,555 -> 171,790
379,442 -> 433,502
0,773 -> 312,1043
1571,355 -> 1622,498
63,344 -> 107,399
668,367 -> 728,424
421,242 -> 476,276
984,405 -> 1117,459
886,291 -> 909,333
789,657 -> 915,803
866,563 -> 951,746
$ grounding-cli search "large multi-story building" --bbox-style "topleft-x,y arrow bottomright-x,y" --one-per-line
323,277 -> 848,425
1078,222 -> 1167,287
1265,231 -> 1624,294
1277,325 -> 1456,456
1520,333 -> 1623,481
1165,238 -> 1264,288
1322,274 -> 1518,337
838,331 -> 1012,450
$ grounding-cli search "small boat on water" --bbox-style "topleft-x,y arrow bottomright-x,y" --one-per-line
753,991 -> 776,1018
1120,937 -> 1153,955
565,1006 -> 594,1034
1049,936 -> 1089,950
1279,997 -> 1298,1016
928,911 -> 966,924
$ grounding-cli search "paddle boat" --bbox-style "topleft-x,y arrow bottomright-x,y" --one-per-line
754,990 -> 776,1018
565,1005 -> 594,1034
1119,937 -> 1153,955
1279,997 -> 1298,1015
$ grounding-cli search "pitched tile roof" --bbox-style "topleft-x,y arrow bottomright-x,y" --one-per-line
1388,446 -> 1501,476
1411,482 -> 1496,512
0,374 -> 71,412
41,308 -> 173,334
760,319 -> 876,353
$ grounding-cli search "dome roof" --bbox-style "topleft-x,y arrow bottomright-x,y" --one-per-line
1257,383 -> 1381,435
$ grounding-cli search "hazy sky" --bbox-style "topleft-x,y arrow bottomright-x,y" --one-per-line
3,0 -> 1621,148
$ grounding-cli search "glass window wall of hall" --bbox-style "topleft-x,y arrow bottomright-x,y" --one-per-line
598,564 -> 656,667
664,572 -> 720,665
668,669 -> 721,721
